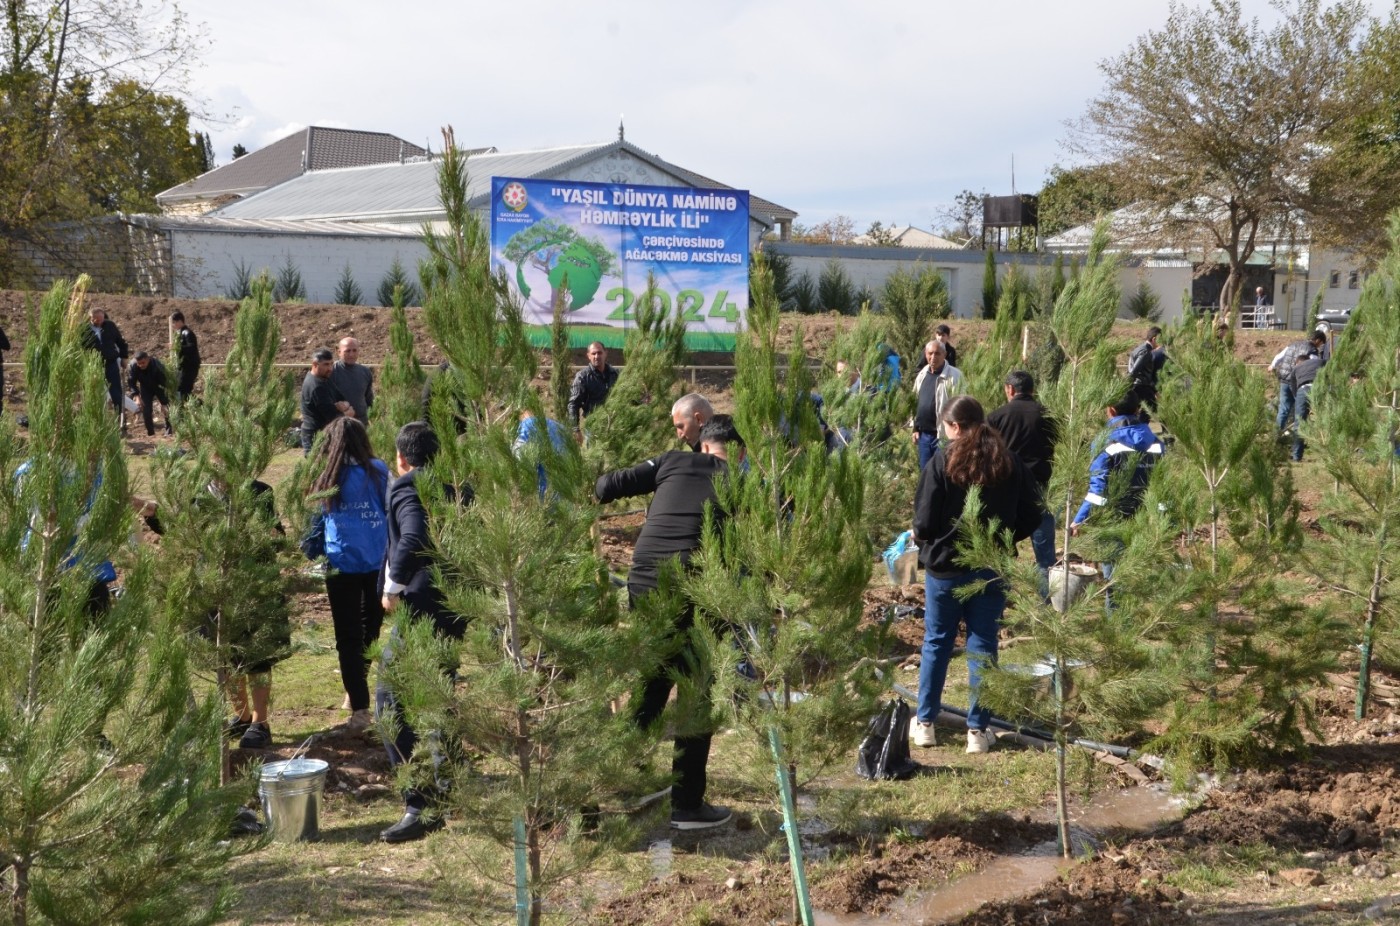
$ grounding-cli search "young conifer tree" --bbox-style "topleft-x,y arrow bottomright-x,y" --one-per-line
879,264 -> 948,369
957,264 -> 1039,409
368,295 -> 427,458
686,254 -> 879,924
967,224 -> 1172,857
1308,216 -> 1400,719
580,274 -> 687,475
380,129 -> 664,926
1141,335 -> 1341,771
148,277 -> 298,784
980,247 -> 999,319
0,277 -> 243,925
548,289 -> 572,426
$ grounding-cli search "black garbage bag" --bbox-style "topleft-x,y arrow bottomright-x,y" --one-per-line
856,697 -> 920,781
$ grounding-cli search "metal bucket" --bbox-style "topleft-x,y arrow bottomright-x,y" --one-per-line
1048,563 -> 1100,612
258,758 -> 329,842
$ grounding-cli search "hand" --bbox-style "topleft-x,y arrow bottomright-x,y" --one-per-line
912,431 -> 920,443
1069,522 -> 1082,537
335,401 -> 354,417
381,594 -> 396,613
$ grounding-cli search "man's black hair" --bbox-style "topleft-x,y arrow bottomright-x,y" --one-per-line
1111,390 -> 1142,416
134,350 -> 150,362
312,347 -> 333,363
1146,326 -> 1162,341
935,323 -> 952,336
396,421 -> 440,468
169,311 -> 185,322
1310,331 -> 1328,344
700,413 -> 743,448
1005,370 -> 1035,396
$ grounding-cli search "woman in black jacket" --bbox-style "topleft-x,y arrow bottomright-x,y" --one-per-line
911,396 -> 1042,755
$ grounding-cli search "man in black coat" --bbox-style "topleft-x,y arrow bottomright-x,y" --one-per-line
1127,326 -> 1162,412
987,371 -> 1059,596
377,421 -> 472,843
595,414 -> 743,832
567,341 -> 619,428
83,307 -> 129,424
125,351 -> 173,436
169,311 -> 201,401
299,347 -> 349,453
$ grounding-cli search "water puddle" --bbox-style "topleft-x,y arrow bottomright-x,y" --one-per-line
814,783 -> 1192,926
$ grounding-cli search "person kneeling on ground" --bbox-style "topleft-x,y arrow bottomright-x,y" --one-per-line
126,351 -> 173,436
595,414 -> 744,831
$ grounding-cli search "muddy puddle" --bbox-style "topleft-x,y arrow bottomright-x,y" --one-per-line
814,783 -> 1193,926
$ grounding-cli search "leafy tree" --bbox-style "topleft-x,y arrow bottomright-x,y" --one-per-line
273,253 -> 305,302
936,188 -> 984,244
80,79 -> 205,212
385,128 -> 661,926
979,248 -> 999,319
687,254 -> 879,922
879,264 -> 949,370
817,259 -> 856,315
793,214 -> 856,245
377,256 -> 421,307
0,275 -> 243,924
1068,0 -> 1374,318
1036,164 -> 1127,238
194,130 -> 214,173
333,263 -> 363,305
581,275 -> 687,475
861,220 -> 900,246
1308,216 -> 1400,718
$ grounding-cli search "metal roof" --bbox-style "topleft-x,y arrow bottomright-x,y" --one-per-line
156,215 -> 419,237
156,127 -> 428,205
211,139 -> 796,225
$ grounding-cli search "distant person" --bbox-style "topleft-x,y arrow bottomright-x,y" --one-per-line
301,417 -> 390,732
1269,331 -> 1326,433
986,371 -> 1058,597
125,351 -> 173,437
912,340 -> 963,470
83,307 -> 129,425
911,396 -> 1042,754
934,324 -> 957,369
299,347 -> 350,453
169,311 -> 201,401
567,341 -> 619,428
670,393 -> 714,451
1253,286 -> 1270,326
331,336 -> 374,423
1289,351 -> 1326,462
378,421 -> 471,843
595,414 -> 745,831
1127,326 -> 1161,413
515,408 -> 570,498
0,321 -> 10,412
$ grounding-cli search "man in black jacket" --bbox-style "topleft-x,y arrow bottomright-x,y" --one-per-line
84,307 -> 129,425
377,421 -> 472,843
169,311 -> 201,401
987,371 -> 1058,594
595,414 -> 743,831
299,348 -> 350,453
567,341 -> 619,428
1127,326 -> 1162,412
126,352 -> 173,436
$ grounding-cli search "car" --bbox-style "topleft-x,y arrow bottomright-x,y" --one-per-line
1315,306 -> 1354,329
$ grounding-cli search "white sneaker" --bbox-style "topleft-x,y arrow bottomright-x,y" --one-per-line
911,721 -> 936,747
966,729 -> 995,754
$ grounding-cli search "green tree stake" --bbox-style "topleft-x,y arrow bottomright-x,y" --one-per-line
770,726 -> 814,926
514,815 -> 530,926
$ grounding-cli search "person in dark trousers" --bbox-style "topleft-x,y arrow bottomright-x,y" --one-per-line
83,307 -> 129,426
911,396 -> 1042,754
595,414 -> 744,831
912,340 -> 963,471
1289,352 -> 1326,462
125,351 -> 173,436
301,418 -> 389,732
331,336 -> 374,423
568,341 -> 619,428
300,347 -> 350,454
1127,326 -> 1162,413
169,311 -> 201,401
987,371 -> 1059,597
377,421 -> 471,843
1269,331 -> 1326,433
0,321 -> 10,411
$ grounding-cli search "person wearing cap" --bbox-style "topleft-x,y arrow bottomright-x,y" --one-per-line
126,351 -> 173,436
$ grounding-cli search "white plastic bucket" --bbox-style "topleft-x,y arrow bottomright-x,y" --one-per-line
258,758 -> 329,842
1048,563 -> 1100,612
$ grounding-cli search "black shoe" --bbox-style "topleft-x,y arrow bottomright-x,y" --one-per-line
670,803 -> 732,831
225,716 -> 252,740
380,811 -> 445,843
238,722 -> 271,749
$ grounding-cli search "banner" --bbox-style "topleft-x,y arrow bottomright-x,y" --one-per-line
490,177 -> 750,350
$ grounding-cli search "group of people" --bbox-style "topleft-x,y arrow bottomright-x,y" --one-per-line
81,306 -> 202,436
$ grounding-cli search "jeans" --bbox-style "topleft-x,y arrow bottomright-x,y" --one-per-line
916,431 -> 940,471
1276,381 -> 1297,431
918,568 -> 1005,731
325,570 -> 384,710
376,625 -> 457,812
1030,509 -> 1057,601
1292,386 -> 1312,461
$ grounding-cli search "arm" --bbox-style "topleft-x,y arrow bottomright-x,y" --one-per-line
567,370 -> 586,423
595,457 -> 661,504
110,323 -> 129,360
126,365 -> 139,396
1010,463 -> 1043,542
365,368 -> 375,409
1072,446 -> 1113,526
383,490 -> 429,595
911,462 -> 940,544
0,325 -> 10,352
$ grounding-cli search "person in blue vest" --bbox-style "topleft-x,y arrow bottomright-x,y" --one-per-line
301,417 -> 390,735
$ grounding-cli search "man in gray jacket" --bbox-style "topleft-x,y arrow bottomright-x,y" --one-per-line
330,337 -> 374,423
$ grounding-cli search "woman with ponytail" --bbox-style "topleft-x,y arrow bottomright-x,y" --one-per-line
910,395 -> 1042,754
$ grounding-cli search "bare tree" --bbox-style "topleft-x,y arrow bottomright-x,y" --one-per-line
935,189 -> 984,246
1067,0 -> 1371,320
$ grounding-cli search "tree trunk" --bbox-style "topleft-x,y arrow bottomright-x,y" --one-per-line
11,858 -> 29,926
1358,546 -> 1384,720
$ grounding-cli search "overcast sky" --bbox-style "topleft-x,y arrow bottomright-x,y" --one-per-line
190,0 -> 1386,234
